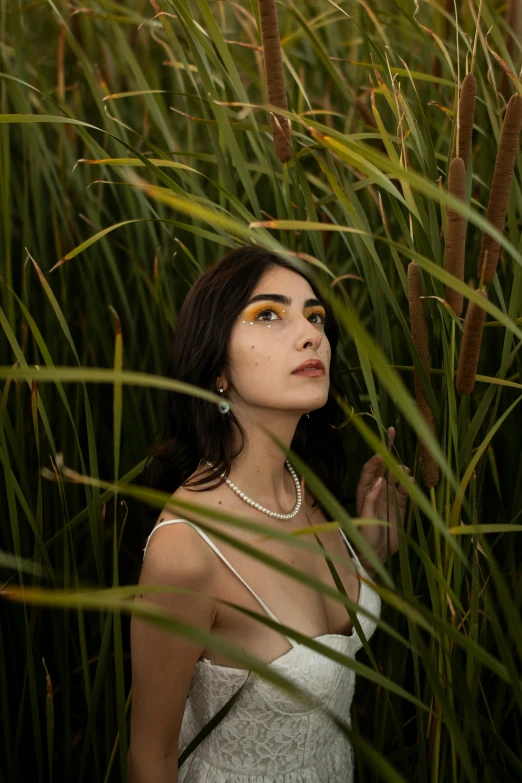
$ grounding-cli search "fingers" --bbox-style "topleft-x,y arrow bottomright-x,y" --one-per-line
358,454 -> 385,487
359,475 -> 383,518
362,427 -> 395,473
362,453 -> 386,469
395,478 -> 415,496
361,425 -> 416,494
383,464 -> 416,494
387,426 -> 395,453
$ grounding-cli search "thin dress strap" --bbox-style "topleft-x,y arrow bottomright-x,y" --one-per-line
338,528 -> 364,571
142,518 -> 299,648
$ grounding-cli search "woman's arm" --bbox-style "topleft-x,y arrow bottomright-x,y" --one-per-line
128,520 -> 218,782
128,751 -> 178,783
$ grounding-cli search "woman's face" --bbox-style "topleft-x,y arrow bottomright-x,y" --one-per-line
224,265 -> 331,415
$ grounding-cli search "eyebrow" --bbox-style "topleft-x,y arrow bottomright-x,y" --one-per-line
245,293 -> 325,308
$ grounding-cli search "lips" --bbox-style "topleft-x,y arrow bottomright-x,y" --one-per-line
292,359 -> 325,374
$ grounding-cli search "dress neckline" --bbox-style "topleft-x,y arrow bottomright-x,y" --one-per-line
196,579 -> 371,672
143,517 -> 376,673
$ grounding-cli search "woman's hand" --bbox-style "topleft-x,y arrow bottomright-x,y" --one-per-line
355,426 -> 414,565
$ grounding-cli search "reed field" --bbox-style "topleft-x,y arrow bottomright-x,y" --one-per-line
2,0 -> 522,780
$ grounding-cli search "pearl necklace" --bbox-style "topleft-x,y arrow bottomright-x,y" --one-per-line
204,459 -> 302,519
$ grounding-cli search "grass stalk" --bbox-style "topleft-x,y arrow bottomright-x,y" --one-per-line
430,486 -> 443,783
445,318 -> 456,531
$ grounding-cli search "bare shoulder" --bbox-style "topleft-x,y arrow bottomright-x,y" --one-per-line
141,505 -> 218,587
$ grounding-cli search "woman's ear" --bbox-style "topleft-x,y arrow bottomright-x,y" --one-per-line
215,376 -> 228,393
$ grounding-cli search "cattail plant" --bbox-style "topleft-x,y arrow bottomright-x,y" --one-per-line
477,93 -> 522,285
500,0 -> 521,97
451,72 -> 477,167
259,0 -> 292,163
444,156 -> 467,315
408,261 -> 440,488
456,290 -> 488,394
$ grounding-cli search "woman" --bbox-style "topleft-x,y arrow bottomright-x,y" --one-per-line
128,246 -> 411,782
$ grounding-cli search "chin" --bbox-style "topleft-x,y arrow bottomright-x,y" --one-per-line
305,395 -> 329,411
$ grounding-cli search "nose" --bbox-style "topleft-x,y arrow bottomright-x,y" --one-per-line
295,313 -> 324,351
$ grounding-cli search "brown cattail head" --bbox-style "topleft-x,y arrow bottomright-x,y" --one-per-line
456,290 -> 488,394
477,94 -> 522,284
407,262 -> 439,487
408,261 -> 431,392
451,73 -> 477,168
419,409 -> 440,488
444,157 -> 467,315
259,0 -> 292,163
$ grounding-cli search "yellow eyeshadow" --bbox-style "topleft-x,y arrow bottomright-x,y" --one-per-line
239,303 -> 326,322
305,307 -> 326,318
241,303 -> 284,320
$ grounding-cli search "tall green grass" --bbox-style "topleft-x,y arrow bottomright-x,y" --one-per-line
1,0 -> 522,780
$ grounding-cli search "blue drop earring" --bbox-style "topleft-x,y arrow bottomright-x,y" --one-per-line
217,386 -> 230,415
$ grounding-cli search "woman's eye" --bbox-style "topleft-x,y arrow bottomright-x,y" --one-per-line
256,308 -> 279,321
251,307 -> 326,324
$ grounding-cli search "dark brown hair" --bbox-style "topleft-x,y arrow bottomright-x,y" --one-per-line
142,245 -> 347,522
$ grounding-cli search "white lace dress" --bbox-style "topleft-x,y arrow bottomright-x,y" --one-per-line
142,520 -> 382,782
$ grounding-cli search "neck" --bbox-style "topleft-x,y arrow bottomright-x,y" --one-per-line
224,409 -> 302,512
